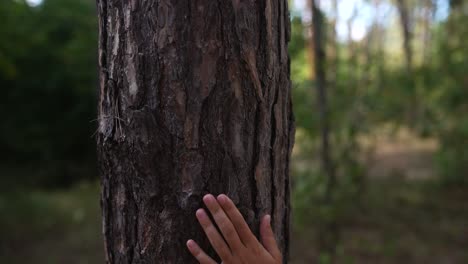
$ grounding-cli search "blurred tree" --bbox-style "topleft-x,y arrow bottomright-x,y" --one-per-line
396,0 -> 414,72
421,0 -> 436,65
96,0 -> 294,263
395,0 -> 420,125
329,0 -> 339,91
310,0 -> 339,261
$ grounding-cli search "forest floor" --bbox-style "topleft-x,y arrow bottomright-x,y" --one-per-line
290,178 -> 468,264
291,129 -> 468,264
1,131 -> 467,264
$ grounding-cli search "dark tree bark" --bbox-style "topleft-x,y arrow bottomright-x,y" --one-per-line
95,0 -> 294,263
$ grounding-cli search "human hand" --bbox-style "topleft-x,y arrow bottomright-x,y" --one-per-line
186,194 -> 282,264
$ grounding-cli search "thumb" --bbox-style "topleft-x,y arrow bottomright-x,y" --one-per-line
260,214 -> 282,260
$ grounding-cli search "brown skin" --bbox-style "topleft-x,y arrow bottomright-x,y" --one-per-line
187,194 -> 282,264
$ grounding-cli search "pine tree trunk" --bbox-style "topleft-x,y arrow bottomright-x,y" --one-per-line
95,0 -> 294,263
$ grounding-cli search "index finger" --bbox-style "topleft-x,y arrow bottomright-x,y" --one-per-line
216,194 -> 258,246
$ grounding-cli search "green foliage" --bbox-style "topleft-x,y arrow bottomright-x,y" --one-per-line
289,1 -> 468,260
0,182 -> 103,263
433,5 -> 468,185
0,0 -> 98,188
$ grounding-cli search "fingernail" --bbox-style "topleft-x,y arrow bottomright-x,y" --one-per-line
203,194 -> 215,204
217,194 -> 227,203
265,214 -> 271,224
187,239 -> 195,249
196,208 -> 205,219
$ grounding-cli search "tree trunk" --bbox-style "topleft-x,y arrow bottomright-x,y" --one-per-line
311,0 -> 334,204
95,1 -> 295,263
396,0 -> 413,72
306,0 -> 316,80
310,0 -> 338,261
422,0 -> 435,65
372,0 -> 387,91
396,0 -> 418,125
329,0 -> 338,93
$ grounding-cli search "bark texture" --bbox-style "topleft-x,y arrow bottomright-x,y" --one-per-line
95,0 -> 294,263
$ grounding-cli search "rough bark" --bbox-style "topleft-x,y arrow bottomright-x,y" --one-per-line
95,0 -> 294,263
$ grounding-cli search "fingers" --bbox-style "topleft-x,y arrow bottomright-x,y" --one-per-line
216,194 -> 258,246
260,215 -> 282,260
196,209 -> 232,261
203,194 -> 244,252
186,239 -> 217,264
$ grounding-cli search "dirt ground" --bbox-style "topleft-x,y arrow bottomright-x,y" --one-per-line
290,129 -> 468,264
364,128 -> 438,180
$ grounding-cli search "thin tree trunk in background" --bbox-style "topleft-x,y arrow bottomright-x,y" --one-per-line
311,0 -> 334,204
422,0 -> 436,65
396,0 -> 413,72
310,0 -> 337,260
346,6 -> 358,95
373,0 -> 386,91
306,0 -> 316,80
95,1 -> 295,263
396,0 -> 418,124
345,5 -> 367,197
329,0 -> 339,92
310,0 -> 332,204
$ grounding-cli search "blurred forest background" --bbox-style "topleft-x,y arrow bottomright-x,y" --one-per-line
0,0 -> 467,263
